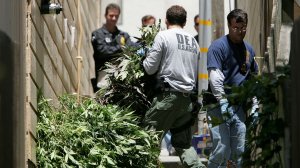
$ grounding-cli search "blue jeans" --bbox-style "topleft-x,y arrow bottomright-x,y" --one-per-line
162,131 -> 173,152
207,105 -> 246,168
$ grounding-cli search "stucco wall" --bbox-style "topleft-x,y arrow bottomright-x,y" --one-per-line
235,0 -> 274,74
236,0 -> 264,57
100,0 -> 200,41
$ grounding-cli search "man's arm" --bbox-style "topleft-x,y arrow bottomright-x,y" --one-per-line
143,35 -> 163,75
209,67 -> 234,121
91,33 -> 122,60
208,68 -> 225,101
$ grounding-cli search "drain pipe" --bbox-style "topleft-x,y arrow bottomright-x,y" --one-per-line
197,0 -> 212,135
198,0 -> 212,103
224,0 -> 235,34
76,0 -> 83,103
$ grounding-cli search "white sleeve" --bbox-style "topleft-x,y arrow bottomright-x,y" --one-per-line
208,68 -> 225,101
143,35 -> 163,75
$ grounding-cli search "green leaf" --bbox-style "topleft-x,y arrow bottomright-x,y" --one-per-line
103,155 -> 115,165
37,22 -> 162,167
68,154 -> 79,165
50,150 -> 57,160
89,147 -> 100,155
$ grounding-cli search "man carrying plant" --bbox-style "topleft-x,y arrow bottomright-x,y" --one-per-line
206,9 -> 258,167
142,5 -> 206,168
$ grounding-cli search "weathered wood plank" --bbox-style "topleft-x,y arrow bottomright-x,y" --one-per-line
86,0 -> 99,28
26,98 -> 38,138
32,0 -> 78,91
80,0 -> 100,84
43,14 -> 78,69
30,47 -> 59,103
25,127 -> 37,165
67,0 -> 99,95
68,0 -> 79,49
81,1 -> 94,34
31,0 -> 73,92
30,17 -> 69,94
63,0 -> 75,21
236,0 -> 261,55
25,47 -> 38,166
29,44 -> 58,98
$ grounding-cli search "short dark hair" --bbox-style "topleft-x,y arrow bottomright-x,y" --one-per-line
194,14 -> 199,26
166,5 -> 187,27
227,9 -> 248,25
105,3 -> 121,16
141,15 -> 156,26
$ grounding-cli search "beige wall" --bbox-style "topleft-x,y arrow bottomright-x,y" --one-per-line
212,0 -> 224,40
235,0 -> 274,74
295,1 -> 300,19
114,0 -> 200,40
236,1 -> 299,167
25,0 -> 100,166
236,0 -> 264,56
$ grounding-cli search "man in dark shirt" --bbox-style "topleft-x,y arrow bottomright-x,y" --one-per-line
91,3 -> 136,92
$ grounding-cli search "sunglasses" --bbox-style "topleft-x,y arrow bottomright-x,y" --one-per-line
231,27 -> 247,32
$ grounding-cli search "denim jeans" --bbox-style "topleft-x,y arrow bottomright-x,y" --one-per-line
207,105 -> 246,168
143,91 -> 206,168
161,131 -> 173,153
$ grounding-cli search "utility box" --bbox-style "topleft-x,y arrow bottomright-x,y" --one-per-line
192,134 -> 213,158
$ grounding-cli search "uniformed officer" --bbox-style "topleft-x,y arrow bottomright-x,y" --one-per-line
91,3 -> 136,92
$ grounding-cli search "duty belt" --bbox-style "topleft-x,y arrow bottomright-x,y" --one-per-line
162,86 -> 193,97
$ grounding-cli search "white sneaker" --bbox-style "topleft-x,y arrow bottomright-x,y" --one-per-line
160,148 -> 169,156
168,147 -> 176,156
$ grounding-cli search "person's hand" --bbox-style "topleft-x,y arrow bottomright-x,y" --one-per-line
137,48 -> 146,56
219,98 -> 233,121
250,97 -> 259,125
137,47 -> 150,57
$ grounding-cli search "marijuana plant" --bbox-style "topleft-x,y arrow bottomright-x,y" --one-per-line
96,21 -> 161,121
227,69 -> 288,167
37,95 -> 161,168
202,66 -> 288,167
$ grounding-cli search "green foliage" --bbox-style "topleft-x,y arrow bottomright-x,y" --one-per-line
226,68 -> 289,167
202,67 -> 289,167
96,21 -> 161,120
37,21 -> 163,168
37,95 -> 161,168
138,21 -> 161,48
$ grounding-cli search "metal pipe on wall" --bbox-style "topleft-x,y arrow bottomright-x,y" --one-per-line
224,0 -> 235,34
76,0 -> 83,103
197,0 -> 212,135
198,0 -> 212,102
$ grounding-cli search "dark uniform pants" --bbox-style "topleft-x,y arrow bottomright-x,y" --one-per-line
143,91 -> 206,168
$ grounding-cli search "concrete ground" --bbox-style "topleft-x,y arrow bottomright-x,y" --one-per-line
159,154 -> 208,168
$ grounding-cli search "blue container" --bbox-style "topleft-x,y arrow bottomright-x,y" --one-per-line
192,134 -> 212,158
